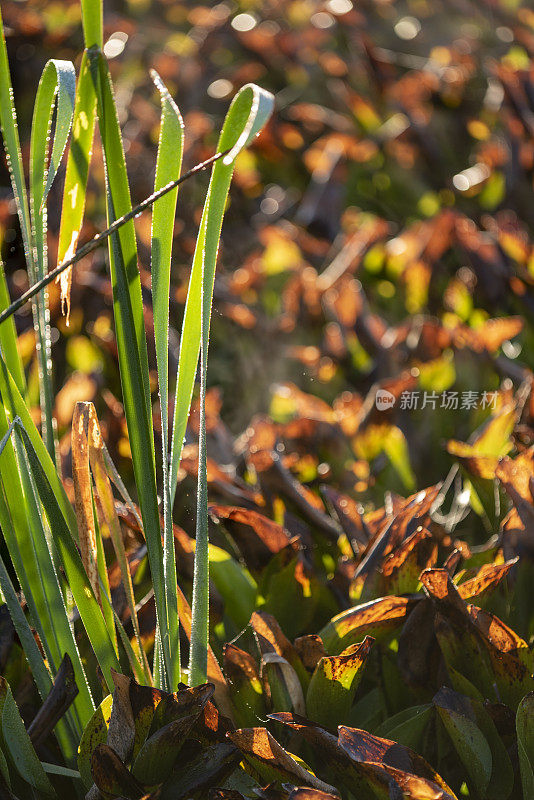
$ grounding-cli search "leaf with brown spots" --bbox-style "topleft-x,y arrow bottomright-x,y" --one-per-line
321,486 -> 369,550
131,684 -> 214,786
224,643 -> 266,728
91,743 -> 145,799
306,637 -> 374,729
319,596 -> 413,654
226,728 -> 338,794
457,559 -> 517,601
433,687 -> 492,797
210,506 -> 295,570
294,635 -> 326,672
338,724 -> 455,796
250,612 -> 308,689
78,694 -> 113,789
381,527 -> 437,595
159,741 -> 240,800
496,449 -> 534,537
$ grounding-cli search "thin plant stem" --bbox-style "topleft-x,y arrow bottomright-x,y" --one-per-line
0,149 -> 229,326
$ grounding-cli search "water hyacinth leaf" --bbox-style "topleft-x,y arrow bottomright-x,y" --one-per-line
91,743 -> 145,798
150,69 -> 184,691
262,651 -> 306,716
267,712 -> 367,798
471,700 -> 513,800
223,644 -> 266,729
226,727 -> 336,793
380,527 -> 437,595
337,724 -> 455,795
0,678 -> 55,798
319,596 -> 412,654
208,543 -> 257,631
447,405 -> 516,525
250,611 -> 309,691
174,84 -> 273,686
57,49 -> 98,319
145,683 -> 214,741
434,687 -> 492,796
517,693 -> 534,800
209,505 -> 293,571
374,704 -> 433,750
130,683 -> 213,785
159,741 -> 240,800
262,556 -> 329,641
78,694 -> 113,788
457,559 -> 518,601
306,636 -> 374,729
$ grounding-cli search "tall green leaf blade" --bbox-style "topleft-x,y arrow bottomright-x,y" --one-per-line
180,84 -> 274,684
12,418 -> 121,692
0,678 -> 55,798
0,522 -> 53,702
0,260 -> 25,397
0,553 -> 79,767
0,352 -> 77,534
0,8 -> 32,266
57,49 -> 98,319
29,59 -> 75,459
91,51 -> 168,686
81,0 -> 103,49
150,69 -> 184,688
0,415 -> 93,729
169,84 -> 274,499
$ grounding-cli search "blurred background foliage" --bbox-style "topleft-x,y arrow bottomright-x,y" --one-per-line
1,0 -> 533,526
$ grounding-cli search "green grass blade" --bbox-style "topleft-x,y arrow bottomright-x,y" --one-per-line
169,86 -> 274,502
0,679 -> 56,798
0,515 -> 53,701
150,69 -> 184,688
0,548 -> 79,764
0,351 -> 78,534
0,259 -> 25,397
0,8 -> 32,267
94,495 -> 119,656
91,51 -> 169,687
80,0 -> 103,49
12,418 -> 121,691
29,59 -> 75,460
0,413 -> 92,731
57,49 -> 98,319
185,84 -> 274,685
